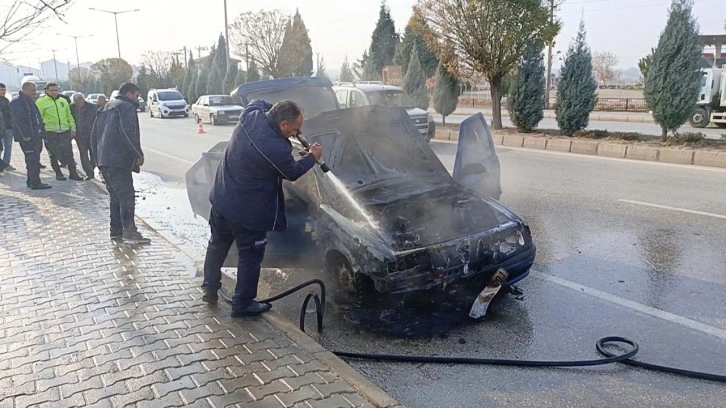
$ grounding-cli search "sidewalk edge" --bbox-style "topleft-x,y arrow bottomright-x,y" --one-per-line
90,178 -> 404,408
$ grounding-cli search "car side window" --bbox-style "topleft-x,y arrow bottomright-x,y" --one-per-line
349,91 -> 365,108
335,90 -> 348,108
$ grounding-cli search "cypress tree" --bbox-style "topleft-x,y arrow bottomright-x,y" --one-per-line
188,68 -> 198,103
644,0 -> 702,138
394,18 -> 438,78
235,69 -> 246,86
278,19 -> 295,77
292,10 -> 313,77
432,59 -> 458,126
224,61 -> 239,94
315,56 -> 329,79
182,50 -> 195,100
555,21 -> 597,136
246,61 -> 261,82
340,57 -> 355,82
403,45 -> 429,110
195,67 -> 209,98
368,1 -> 399,76
508,41 -> 546,132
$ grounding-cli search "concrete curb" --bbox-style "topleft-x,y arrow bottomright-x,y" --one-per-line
440,109 -> 655,124
89,178 -> 403,408
433,130 -> 726,169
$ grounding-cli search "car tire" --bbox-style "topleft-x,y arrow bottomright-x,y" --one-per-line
689,107 -> 709,128
149,109 -> 153,118
194,113 -> 200,123
210,114 -> 218,126
325,253 -> 375,302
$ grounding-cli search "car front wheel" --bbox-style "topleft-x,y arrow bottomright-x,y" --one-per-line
210,114 -> 218,126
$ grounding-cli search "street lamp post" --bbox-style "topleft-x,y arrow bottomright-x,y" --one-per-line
223,0 -> 230,65
88,7 -> 140,60
60,34 -> 93,89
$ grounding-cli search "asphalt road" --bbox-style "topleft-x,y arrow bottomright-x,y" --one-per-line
135,114 -> 726,408
430,112 -> 726,140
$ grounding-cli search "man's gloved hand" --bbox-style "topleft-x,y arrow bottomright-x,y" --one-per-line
309,142 -> 322,161
136,156 -> 145,167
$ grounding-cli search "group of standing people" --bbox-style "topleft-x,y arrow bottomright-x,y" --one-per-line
1,80 -> 150,244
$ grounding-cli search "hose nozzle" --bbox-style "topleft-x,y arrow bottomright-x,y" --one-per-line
296,133 -> 330,173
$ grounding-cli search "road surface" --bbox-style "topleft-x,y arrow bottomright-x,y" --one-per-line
134,114 -> 726,408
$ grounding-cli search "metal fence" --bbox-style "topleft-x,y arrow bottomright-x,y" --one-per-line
457,96 -> 649,112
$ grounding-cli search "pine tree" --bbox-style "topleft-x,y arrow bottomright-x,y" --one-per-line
182,50 -> 195,100
644,0 -> 702,138
403,45 -> 428,110
432,59 -> 458,126
508,42 -> 546,132
224,61 -> 239,93
292,10 -> 313,76
136,65 -> 151,100
235,69 -> 246,86
340,57 -> 355,82
368,1 -> 399,77
394,17 -> 438,78
188,68 -> 198,103
246,60 -> 261,82
315,56 -> 329,79
555,21 -> 598,136
278,19 -> 295,77
207,67 -> 224,95
195,66 -> 209,98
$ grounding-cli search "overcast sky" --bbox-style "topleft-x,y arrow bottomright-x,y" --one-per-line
7,0 -> 726,71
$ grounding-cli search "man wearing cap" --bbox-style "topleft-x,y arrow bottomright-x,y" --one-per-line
71,93 -> 98,180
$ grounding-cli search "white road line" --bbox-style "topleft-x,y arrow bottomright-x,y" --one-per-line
531,270 -> 726,341
618,199 -> 726,220
142,147 -> 195,165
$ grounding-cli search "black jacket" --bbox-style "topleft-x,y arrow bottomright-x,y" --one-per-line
209,99 -> 316,232
71,102 -> 97,139
0,95 -> 10,133
10,93 -> 45,142
91,95 -> 143,171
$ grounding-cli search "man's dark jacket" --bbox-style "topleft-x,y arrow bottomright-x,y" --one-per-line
209,99 -> 316,232
0,95 -> 11,133
91,95 -> 142,171
9,93 -> 45,142
71,102 -> 97,139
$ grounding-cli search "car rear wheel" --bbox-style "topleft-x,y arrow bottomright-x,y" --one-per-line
210,114 -> 218,126
149,109 -> 153,118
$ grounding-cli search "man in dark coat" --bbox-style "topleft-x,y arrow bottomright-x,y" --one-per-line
201,99 -> 322,316
91,82 -> 149,244
9,82 -> 51,189
0,83 -> 15,171
71,93 -> 98,180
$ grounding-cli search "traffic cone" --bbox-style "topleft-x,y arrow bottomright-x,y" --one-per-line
197,120 -> 206,134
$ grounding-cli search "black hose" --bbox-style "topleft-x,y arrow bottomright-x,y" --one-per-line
219,279 -> 726,384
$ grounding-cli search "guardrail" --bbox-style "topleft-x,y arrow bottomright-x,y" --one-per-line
458,96 -> 649,112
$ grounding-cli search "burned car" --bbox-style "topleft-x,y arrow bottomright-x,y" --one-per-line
186,77 -> 535,298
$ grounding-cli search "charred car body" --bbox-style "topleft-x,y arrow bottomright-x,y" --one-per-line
186,77 -> 535,297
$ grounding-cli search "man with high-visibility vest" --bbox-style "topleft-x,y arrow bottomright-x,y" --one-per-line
36,82 -> 83,181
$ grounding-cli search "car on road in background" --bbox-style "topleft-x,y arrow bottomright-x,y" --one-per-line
137,96 -> 146,112
188,77 -> 534,303
191,95 -> 243,125
86,93 -> 106,104
147,88 -> 189,119
333,82 -> 436,142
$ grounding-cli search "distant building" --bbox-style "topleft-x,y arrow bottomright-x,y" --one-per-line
40,59 -> 70,81
699,34 -> 725,68
0,62 -> 42,90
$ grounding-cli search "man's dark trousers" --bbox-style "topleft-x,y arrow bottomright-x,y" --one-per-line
202,207 -> 267,307
75,134 -> 95,177
99,166 -> 137,236
18,138 -> 42,187
45,131 -> 76,172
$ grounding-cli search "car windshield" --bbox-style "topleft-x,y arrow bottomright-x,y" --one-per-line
243,86 -> 338,119
366,90 -> 414,108
209,96 -> 235,106
158,91 -> 184,101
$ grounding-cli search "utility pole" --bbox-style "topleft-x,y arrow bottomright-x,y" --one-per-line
544,0 -> 560,110
60,34 -> 93,90
223,0 -> 231,66
50,49 -> 59,81
88,8 -> 140,60
245,43 -> 250,71
195,45 -> 209,58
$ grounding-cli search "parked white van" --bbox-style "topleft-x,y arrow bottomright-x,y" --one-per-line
147,88 -> 189,119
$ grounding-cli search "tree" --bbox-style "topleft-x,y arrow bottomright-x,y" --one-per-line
278,10 -> 313,77
416,0 -> 557,129
246,60 -> 261,82
141,50 -> 172,88
166,57 -> 186,89
403,45 -> 429,110
340,57 -> 355,82
593,51 -> 618,86
224,61 -> 239,93
644,0 -> 702,139
69,67 -> 96,94
182,50 -> 195,99
432,57 -> 458,125
229,10 -> 289,78
315,56 -> 329,79
554,21 -> 598,136
367,1 -> 399,78
91,58 -> 133,96
209,33 -> 228,93
195,66 -> 209,98
638,48 -> 655,81
136,65 -> 151,99
188,67 -> 198,103
356,50 -> 379,81
0,0 -> 73,55
235,68 -> 246,86
207,66 -> 224,95
508,42 -> 546,132
394,15 -> 439,78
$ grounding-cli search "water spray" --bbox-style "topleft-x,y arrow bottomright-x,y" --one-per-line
295,133 -> 330,173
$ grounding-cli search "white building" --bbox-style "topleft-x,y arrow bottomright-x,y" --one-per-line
0,62 -> 42,91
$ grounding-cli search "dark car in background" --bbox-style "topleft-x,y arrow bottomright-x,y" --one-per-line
187,77 -> 534,301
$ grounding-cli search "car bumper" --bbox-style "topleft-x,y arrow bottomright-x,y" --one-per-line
372,243 -> 536,294
162,110 -> 188,117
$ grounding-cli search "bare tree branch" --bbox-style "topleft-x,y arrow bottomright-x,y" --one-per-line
229,9 -> 289,79
141,50 -> 173,88
0,0 -> 73,57
593,51 -> 619,86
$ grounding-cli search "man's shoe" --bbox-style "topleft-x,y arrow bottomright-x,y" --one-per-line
85,176 -> 94,181
6,164 -> 16,171
110,233 -> 123,241
39,163 -> 46,169
30,183 -> 52,190
202,292 -> 219,304
69,172 -> 84,181
122,231 -> 151,244
231,301 -> 272,317
55,173 -> 66,181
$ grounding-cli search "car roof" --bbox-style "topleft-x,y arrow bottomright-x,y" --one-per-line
333,83 -> 404,92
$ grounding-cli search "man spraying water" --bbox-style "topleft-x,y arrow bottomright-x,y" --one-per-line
201,99 -> 323,316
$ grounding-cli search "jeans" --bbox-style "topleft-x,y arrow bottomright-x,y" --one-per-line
99,166 -> 137,235
2,129 -> 12,164
202,207 -> 267,306
18,138 -> 42,186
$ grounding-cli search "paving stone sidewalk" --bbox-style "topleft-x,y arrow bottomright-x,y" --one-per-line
0,163 -> 381,408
